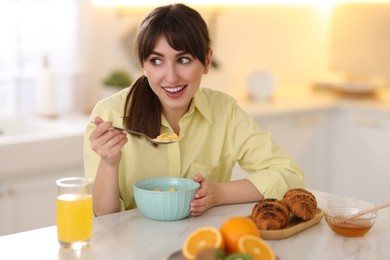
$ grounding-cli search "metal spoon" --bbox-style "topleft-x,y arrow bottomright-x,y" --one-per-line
112,126 -> 180,145
91,121 -> 180,145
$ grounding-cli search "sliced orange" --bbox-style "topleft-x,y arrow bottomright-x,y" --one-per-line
238,235 -> 276,260
220,217 -> 259,254
182,226 -> 224,260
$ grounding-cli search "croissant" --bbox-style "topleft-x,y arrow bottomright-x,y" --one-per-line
282,188 -> 317,221
251,198 -> 290,230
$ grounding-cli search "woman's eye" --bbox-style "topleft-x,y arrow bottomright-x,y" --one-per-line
179,57 -> 190,64
150,58 -> 162,65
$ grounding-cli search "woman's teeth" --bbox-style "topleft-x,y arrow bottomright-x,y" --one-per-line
165,86 -> 185,93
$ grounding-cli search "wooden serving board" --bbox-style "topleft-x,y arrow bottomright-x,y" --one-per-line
258,208 -> 324,240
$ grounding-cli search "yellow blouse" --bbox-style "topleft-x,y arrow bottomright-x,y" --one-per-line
84,87 -> 305,210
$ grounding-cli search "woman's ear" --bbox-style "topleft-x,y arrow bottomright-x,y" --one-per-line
203,48 -> 213,74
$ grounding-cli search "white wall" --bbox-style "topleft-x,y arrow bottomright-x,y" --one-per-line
330,3 -> 390,77
77,4 -> 331,109
202,6 -> 330,98
78,3 -> 390,111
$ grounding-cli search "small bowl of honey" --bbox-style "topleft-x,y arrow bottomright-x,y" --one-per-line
324,207 -> 376,237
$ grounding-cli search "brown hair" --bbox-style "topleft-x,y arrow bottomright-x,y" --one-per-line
123,3 -> 211,143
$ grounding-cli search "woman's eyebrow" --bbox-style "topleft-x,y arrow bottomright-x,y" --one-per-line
149,50 -> 189,57
150,51 -> 163,57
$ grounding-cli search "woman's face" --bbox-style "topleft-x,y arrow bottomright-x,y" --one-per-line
143,35 -> 212,116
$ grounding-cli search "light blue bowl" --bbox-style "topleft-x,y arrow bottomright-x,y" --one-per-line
133,177 -> 200,221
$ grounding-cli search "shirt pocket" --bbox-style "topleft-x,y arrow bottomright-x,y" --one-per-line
186,160 -> 225,183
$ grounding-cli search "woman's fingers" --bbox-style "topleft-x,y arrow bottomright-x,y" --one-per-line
94,116 -> 104,125
190,175 -> 218,216
192,173 -> 204,183
191,196 -> 212,216
193,174 -> 207,199
89,118 -> 127,164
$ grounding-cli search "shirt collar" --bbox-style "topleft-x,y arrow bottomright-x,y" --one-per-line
188,88 -> 213,124
161,88 -> 213,127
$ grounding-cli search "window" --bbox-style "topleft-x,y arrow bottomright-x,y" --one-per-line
0,0 -> 79,117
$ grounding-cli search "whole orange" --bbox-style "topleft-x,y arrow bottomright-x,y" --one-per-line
220,217 -> 259,254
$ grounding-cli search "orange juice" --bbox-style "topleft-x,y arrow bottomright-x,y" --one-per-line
56,193 -> 93,243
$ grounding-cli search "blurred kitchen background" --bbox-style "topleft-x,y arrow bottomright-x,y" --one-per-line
1,0 -> 390,116
1,0 -> 390,235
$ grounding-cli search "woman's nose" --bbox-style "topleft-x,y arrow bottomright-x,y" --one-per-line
165,65 -> 179,84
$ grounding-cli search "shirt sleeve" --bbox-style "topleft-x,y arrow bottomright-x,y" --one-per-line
83,100 -> 126,211
83,104 -> 103,182
230,104 -> 306,199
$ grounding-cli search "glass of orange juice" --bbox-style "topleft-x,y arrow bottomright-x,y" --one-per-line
56,177 -> 93,250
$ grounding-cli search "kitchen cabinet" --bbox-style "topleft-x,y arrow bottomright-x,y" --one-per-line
0,116 -> 86,235
234,100 -> 390,204
0,186 -> 14,235
252,109 -> 334,192
330,108 -> 390,203
0,168 -> 83,236
234,87 -> 390,201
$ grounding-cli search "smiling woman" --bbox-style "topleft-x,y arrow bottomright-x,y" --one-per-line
84,3 -> 305,219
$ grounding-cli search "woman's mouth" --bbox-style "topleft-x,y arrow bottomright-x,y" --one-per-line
163,85 -> 187,96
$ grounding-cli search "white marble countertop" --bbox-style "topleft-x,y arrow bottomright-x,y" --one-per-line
0,190 -> 389,260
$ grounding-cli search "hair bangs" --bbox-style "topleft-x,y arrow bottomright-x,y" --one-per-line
137,4 -> 210,66
165,24 -> 204,62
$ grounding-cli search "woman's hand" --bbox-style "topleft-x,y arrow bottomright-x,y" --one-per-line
190,174 -> 264,217
190,174 -> 218,217
89,116 -> 128,166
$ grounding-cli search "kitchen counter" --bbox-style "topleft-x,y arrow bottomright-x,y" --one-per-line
0,114 -> 88,236
0,190 -> 389,260
237,84 -> 390,117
